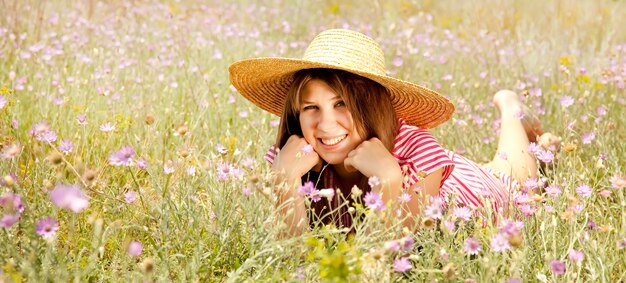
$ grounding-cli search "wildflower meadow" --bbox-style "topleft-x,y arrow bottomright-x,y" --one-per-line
1,0 -> 625,281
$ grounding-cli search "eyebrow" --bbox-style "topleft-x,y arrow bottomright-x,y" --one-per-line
301,95 -> 342,105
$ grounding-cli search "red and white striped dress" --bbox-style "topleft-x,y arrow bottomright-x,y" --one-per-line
265,119 -> 519,224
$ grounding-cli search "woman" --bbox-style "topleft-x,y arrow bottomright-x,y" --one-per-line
229,29 -> 559,236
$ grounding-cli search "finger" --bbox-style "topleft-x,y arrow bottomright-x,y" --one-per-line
343,156 -> 357,173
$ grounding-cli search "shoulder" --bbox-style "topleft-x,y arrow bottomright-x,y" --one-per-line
393,119 -> 445,160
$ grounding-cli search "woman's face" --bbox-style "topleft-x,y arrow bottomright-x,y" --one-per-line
298,79 -> 364,165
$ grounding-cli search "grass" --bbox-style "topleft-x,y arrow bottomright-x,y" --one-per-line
1,0 -> 625,281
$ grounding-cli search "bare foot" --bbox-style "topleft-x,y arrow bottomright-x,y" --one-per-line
538,132 -> 561,152
493,90 -> 543,143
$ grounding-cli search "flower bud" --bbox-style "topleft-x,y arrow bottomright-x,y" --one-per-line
144,113 -> 155,125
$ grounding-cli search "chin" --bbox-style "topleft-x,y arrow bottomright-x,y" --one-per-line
320,155 -> 347,165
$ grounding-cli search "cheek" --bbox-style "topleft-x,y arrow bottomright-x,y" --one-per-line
299,115 -> 315,138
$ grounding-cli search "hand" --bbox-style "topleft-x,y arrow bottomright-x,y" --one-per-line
344,137 -> 402,183
272,135 -> 321,181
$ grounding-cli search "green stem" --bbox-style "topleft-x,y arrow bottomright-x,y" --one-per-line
128,167 -> 149,214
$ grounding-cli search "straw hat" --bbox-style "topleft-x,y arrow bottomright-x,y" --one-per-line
229,29 -> 455,129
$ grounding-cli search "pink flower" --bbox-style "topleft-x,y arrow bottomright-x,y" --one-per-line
560,96 -> 574,108
490,233 -> 511,252
297,181 -> 315,196
363,191 -> 385,211
58,139 -> 74,155
36,217 -> 59,239
398,192 -> 411,203
581,132 -> 596,144
424,197 -> 443,219
453,206 -> 472,221
545,185 -> 562,198
464,237 -> 482,255
609,174 -> 626,189
536,150 -> 554,164
393,257 -> 412,272
568,249 -> 584,263
50,184 -> 89,213
127,241 -> 143,257
575,184 -> 592,198
124,191 -> 137,203
109,146 -> 135,166
550,260 -> 566,276
368,176 -> 380,188
99,122 -> 115,132
301,144 -> 313,155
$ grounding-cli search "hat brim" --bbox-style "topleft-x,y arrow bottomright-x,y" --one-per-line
229,57 -> 455,129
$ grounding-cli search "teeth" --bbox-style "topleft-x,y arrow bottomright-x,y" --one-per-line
321,135 -> 346,146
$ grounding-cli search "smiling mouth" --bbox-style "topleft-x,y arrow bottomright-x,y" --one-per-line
319,135 -> 347,146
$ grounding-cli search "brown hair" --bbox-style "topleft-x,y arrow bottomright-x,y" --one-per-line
276,68 -> 398,151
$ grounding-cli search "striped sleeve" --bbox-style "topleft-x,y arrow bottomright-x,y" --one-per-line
393,122 -> 455,189
264,145 -> 277,164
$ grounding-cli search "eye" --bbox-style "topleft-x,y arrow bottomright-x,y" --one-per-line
334,101 -> 346,107
302,105 -> 318,111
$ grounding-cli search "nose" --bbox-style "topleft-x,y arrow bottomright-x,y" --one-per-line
317,108 -> 338,132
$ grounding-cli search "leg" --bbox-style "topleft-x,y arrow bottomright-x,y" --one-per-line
483,90 -> 538,183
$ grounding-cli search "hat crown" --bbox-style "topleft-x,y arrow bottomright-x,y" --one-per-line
302,29 -> 386,76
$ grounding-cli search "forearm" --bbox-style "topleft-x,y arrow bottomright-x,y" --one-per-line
274,173 -> 309,237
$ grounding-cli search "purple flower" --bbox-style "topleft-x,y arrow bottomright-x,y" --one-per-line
0,193 -> 24,228
400,236 -> 414,251
36,217 -> 59,239
443,220 -> 456,232
506,278 -> 522,283
58,139 -> 74,155
109,146 -> 135,166
618,238 -> 626,250
384,240 -> 400,252
520,204 -> 535,216
301,144 -> 313,155
1,214 -> 21,228
424,197 -> 443,219
393,257 -> 412,272
499,219 -> 524,236
38,130 -> 58,143
568,249 -> 584,263
597,105 -> 607,116
363,191 -> 385,211
50,184 -> 89,213
99,122 -> 115,132
398,192 -> 411,203
550,260 -> 566,275
490,233 -> 511,252
536,150 -> 554,164
298,181 -> 315,196
29,121 -> 50,136
216,162 -> 232,181
545,185 -> 562,198
0,95 -> 6,109
368,176 -> 380,188
136,158 -> 147,170
1,143 -> 22,160
523,177 -> 541,191
581,132 -> 595,144
528,142 -> 542,155
453,206 -> 472,221
464,237 -> 482,255
609,174 -> 626,189
77,114 -> 87,125
124,191 -> 137,203
127,241 -> 143,257
163,160 -> 175,174
575,184 -> 592,198
560,96 -> 574,108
